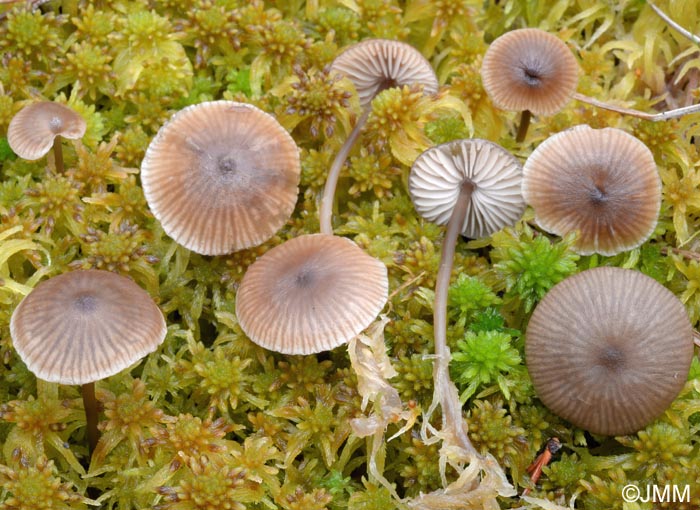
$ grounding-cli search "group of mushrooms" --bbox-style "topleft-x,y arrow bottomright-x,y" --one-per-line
6,28 -> 695,468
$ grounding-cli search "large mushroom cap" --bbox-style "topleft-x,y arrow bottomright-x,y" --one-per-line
481,28 -> 579,116
141,100 -> 301,255
7,101 -> 87,160
526,267 -> 693,436
236,234 -> 389,355
523,124 -> 660,256
330,39 -> 439,108
10,270 -> 167,385
409,139 -> 525,238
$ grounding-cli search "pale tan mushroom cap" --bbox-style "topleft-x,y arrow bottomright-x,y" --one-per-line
526,267 -> 693,435
236,234 -> 389,355
409,139 -> 525,238
141,101 -> 301,255
523,125 -> 660,255
10,270 -> 167,385
481,28 -> 579,115
331,39 -> 439,108
7,101 -> 87,160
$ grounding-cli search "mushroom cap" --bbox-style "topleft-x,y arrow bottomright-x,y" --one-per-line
141,100 -> 301,255
526,267 -> 693,436
10,270 -> 167,385
522,124 -> 660,256
330,39 -> 439,108
409,139 -> 526,238
7,101 -> 87,160
236,234 -> 389,355
481,28 -> 579,115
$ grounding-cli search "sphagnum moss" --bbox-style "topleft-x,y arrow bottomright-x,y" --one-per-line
3,1 -> 700,509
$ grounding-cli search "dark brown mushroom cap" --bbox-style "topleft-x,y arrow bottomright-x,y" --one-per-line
236,234 -> 388,355
7,101 -> 87,160
141,100 -> 301,255
9,270 -> 167,385
522,124 -> 660,256
409,139 -> 525,238
330,39 -> 439,108
481,28 -> 579,115
526,267 -> 693,436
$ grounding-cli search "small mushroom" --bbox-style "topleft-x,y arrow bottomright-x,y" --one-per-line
481,28 -> 578,142
141,100 -> 301,255
236,233 -> 388,355
526,267 -> 693,435
522,124 -> 660,256
7,101 -> 87,173
320,39 -> 439,234
10,270 -> 167,452
408,139 -> 525,448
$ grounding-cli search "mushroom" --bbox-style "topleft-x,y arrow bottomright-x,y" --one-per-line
408,139 -> 525,449
480,28 -> 579,142
10,270 -> 167,452
7,101 -> 87,173
141,100 -> 301,255
321,39 -> 439,234
236,233 -> 388,355
522,124 -> 660,256
526,267 -> 693,435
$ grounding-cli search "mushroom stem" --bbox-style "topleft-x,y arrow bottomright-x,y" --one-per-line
431,179 -> 478,455
516,110 -> 531,143
81,382 -> 100,454
52,136 -> 64,174
572,92 -> 700,121
319,107 -> 371,235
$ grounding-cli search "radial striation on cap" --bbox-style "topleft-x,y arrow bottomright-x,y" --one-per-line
522,124 -> 660,256
481,28 -> 579,116
526,267 -> 693,436
141,100 -> 301,255
236,234 -> 389,355
409,139 -> 525,239
330,39 -> 439,108
10,270 -> 167,385
7,101 -> 87,160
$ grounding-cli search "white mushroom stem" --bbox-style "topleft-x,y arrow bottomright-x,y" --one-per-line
431,179 -> 478,455
82,382 -> 100,454
572,92 -> 700,121
319,107 -> 371,235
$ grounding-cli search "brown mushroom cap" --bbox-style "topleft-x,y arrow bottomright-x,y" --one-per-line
330,39 -> 439,108
7,101 -> 87,160
236,234 -> 388,355
481,28 -> 579,115
409,139 -> 525,238
526,267 -> 693,436
522,124 -> 660,256
10,270 -> 167,385
141,100 -> 301,255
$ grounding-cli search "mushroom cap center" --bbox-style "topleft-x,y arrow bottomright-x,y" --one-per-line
49,115 -> 64,133
597,344 -> 626,371
73,293 -> 98,313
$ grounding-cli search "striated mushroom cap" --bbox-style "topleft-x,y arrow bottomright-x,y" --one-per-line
141,100 -> 301,255
330,39 -> 439,108
236,234 -> 388,355
8,101 -> 86,160
526,267 -> 693,436
481,28 -> 579,116
409,139 -> 525,238
523,124 -> 660,256
10,270 -> 167,385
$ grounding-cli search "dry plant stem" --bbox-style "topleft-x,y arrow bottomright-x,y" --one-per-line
648,0 -> 700,44
572,92 -> 700,121
516,110 -> 531,143
81,382 -> 100,454
53,137 -> 64,174
432,179 -> 477,454
319,107 -> 371,235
